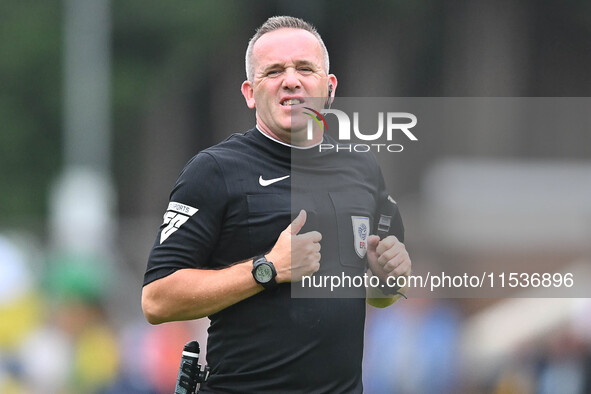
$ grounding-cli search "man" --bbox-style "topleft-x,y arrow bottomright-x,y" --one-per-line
142,16 -> 411,393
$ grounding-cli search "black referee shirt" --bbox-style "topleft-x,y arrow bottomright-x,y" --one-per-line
144,127 -> 403,393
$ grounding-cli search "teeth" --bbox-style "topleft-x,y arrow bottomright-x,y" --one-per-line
282,99 -> 301,106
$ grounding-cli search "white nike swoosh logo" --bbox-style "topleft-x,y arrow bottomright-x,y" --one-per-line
259,175 -> 290,187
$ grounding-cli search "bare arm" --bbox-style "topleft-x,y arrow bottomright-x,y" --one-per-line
142,261 -> 262,324
142,210 -> 321,324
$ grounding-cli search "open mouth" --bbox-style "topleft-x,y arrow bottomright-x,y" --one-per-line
280,98 -> 304,106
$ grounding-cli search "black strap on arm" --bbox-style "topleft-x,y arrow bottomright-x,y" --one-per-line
375,195 -> 407,298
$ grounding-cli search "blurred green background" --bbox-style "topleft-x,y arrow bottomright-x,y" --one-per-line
1,1 -> 591,393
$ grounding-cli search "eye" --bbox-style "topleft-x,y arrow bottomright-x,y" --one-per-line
298,66 -> 314,74
266,69 -> 282,77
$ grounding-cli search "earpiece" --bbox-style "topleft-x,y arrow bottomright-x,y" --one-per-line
326,84 -> 334,109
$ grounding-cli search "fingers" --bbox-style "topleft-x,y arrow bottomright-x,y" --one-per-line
373,235 -> 411,278
367,235 -> 380,253
312,258 -> 321,273
290,234 -> 322,281
376,235 -> 399,256
299,230 -> 322,243
289,210 -> 307,235
272,210 -> 323,283
383,259 -> 411,280
292,237 -> 322,260
377,242 -> 404,266
309,241 -> 321,253
383,250 -> 410,274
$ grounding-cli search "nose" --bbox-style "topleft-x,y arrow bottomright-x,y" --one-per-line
281,68 -> 301,91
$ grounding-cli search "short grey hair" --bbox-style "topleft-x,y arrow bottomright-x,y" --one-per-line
245,16 -> 330,81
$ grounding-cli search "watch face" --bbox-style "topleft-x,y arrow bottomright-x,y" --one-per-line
255,263 -> 273,283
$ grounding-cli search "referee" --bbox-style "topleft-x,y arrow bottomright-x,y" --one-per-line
142,16 -> 411,393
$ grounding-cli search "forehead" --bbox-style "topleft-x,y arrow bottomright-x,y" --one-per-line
252,28 -> 324,70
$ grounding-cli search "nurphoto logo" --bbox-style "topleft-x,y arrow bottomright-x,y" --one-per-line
305,108 -> 418,153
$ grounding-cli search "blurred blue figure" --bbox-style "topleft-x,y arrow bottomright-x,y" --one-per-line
535,331 -> 590,394
363,298 -> 460,393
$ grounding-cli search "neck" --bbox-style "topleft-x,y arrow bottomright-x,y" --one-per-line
256,122 -> 323,148
255,125 -> 324,150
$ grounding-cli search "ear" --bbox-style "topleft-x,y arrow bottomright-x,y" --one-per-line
241,80 -> 256,109
327,74 -> 338,98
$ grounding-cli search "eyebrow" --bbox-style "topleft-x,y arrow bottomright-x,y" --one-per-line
259,60 -> 320,74
294,60 -> 318,68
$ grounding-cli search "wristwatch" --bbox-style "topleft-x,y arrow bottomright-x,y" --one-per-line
252,255 -> 278,289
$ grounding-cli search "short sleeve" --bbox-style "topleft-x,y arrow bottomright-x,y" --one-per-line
143,152 -> 227,286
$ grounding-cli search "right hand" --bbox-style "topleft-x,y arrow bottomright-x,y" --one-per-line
267,210 -> 322,283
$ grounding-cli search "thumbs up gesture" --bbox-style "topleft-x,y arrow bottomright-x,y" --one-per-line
266,210 -> 322,283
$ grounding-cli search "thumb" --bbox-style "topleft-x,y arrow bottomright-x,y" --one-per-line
289,210 -> 307,235
366,235 -> 380,261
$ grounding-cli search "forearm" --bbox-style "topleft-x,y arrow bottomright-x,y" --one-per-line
142,261 -> 263,324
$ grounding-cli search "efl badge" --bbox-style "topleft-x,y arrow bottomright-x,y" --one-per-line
352,216 -> 370,258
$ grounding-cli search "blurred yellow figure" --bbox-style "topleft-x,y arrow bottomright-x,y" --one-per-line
74,324 -> 119,391
0,237 -> 42,350
0,292 -> 42,350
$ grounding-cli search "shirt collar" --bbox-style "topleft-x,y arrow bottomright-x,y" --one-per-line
255,125 -> 323,150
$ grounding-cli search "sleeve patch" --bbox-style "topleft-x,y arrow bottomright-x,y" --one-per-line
160,202 -> 199,244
